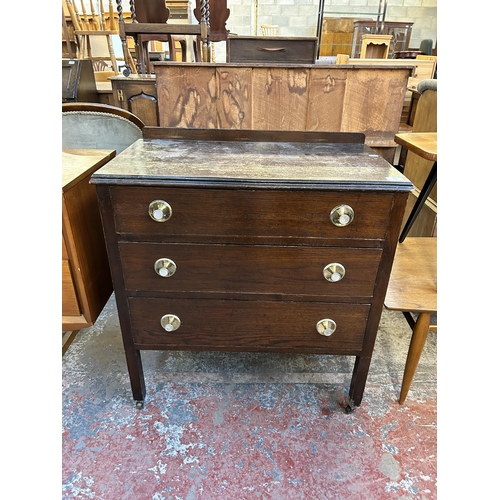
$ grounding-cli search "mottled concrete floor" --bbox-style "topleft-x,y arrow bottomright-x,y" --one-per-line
62,295 -> 437,500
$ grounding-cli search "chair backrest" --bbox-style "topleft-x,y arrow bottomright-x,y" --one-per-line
62,103 -> 145,155
419,39 -> 433,56
134,0 -> 170,23
261,25 -> 279,36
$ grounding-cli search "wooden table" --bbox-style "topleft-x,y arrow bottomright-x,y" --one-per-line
384,237 -> 437,403
62,149 -> 116,354
91,128 -> 413,409
394,132 -> 437,242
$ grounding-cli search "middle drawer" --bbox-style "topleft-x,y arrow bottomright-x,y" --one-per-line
119,242 -> 382,298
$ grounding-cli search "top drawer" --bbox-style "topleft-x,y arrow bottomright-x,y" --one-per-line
110,186 -> 394,242
227,36 -> 318,64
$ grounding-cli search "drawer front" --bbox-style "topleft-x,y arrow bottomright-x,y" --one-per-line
128,297 -> 370,352
228,38 -> 317,64
111,187 -> 393,241
120,242 -> 382,298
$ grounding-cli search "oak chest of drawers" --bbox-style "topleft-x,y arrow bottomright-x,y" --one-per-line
91,129 -> 412,409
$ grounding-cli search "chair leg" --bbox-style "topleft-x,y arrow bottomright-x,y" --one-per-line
399,312 -> 431,404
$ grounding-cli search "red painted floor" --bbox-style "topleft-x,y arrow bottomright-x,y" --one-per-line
63,296 -> 437,499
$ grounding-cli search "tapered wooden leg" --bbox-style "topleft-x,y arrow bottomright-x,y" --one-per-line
124,348 -> 146,404
399,312 -> 431,404
349,356 -> 372,407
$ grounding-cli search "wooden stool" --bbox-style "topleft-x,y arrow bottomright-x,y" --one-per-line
395,132 -> 437,242
384,237 -> 437,404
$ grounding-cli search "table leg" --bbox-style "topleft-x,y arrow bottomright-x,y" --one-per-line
399,312 -> 431,404
399,161 -> 437,242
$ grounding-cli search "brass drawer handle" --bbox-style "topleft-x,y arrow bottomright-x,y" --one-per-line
258,47 -> 287,52
154,258 -> 177,278
316,319 -> 337,337
148,200 -> 172,222
330,204 -> 354,227
160,314 -> 181,332
323,263 -> 346,282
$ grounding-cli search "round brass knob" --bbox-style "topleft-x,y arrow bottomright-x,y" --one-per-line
323,263 -> 346,282
316,318 -> 337,337
154,258 -> 177,278
160,314 -> 181,332
330,205 -> 354,227
148,200 -> 172,222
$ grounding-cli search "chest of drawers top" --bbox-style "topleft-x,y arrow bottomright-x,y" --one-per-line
90,135 -> 411,191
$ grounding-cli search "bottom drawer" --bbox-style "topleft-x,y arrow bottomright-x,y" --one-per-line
128,297 -> 370,353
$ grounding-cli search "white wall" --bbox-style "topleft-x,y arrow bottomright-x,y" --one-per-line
72,1 -> 437,56
225,0 -> 437,49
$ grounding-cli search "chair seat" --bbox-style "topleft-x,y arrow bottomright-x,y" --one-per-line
385,237 -> 437,313
384,237 -> 437,404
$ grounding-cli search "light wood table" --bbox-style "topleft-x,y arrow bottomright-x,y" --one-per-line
62,149 -> 116,354
384,237 -> 437,404
394,132 -> 437,242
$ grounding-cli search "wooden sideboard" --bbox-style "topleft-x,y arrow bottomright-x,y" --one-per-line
63,149 -> 115,348
91,128 -> 412,409
153,62 -> 413,162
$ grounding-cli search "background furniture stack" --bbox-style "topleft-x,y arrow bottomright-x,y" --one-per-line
63,0 -> 137,75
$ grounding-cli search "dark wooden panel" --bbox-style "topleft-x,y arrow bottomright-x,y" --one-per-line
128,297 -> 370,353
119,242 -> 382,297
110,186 -> 394,241
111,77 -> 159,126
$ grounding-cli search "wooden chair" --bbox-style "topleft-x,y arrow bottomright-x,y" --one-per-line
261,24 -> 279,36
384,237 -> 437,404
119,0 -> 211,75
62,103 -> 145,154
395,132 -> 437,242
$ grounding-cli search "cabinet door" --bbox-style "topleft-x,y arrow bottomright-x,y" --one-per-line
114,82 -> 159,126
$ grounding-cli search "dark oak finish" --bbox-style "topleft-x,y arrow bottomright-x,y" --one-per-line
91,130 -> 412,407
62,59 -> 99,103
128,298 -> 370,352
227,36 -> 318,64
119,242 -> 382,297
193,0 -> 229,42
110,75 -> 159,126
